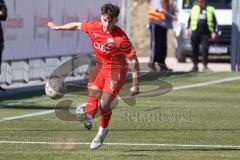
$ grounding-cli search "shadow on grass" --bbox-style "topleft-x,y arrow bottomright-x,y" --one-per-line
0,105 -> 54,110
0,91 -> 46,102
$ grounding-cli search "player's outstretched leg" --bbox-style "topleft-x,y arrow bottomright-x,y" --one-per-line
76,103 -> 93,130
76,94 -> 99,130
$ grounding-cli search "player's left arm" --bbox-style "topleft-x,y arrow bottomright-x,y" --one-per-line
47,22 -> 82,31
129,54 -> 140,96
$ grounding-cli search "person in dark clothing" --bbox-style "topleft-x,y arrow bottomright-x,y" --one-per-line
185,0 -> 218,72
0,0 -> 7,91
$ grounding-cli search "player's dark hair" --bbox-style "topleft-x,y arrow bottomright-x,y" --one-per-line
101,3 -> 120,19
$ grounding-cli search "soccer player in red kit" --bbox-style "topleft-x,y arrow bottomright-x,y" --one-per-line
48,4 -> 140,149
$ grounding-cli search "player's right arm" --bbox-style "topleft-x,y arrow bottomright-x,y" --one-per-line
47,22 -> 82,31
129,54 -> 140,96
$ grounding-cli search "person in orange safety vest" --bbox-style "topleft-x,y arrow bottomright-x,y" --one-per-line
148,0 -> 176,71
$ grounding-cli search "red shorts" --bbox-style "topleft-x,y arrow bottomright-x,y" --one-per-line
88,66 -> 128,96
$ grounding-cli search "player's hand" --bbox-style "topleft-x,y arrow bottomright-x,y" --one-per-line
130,86 -> 140,96
47,22 -> 60,30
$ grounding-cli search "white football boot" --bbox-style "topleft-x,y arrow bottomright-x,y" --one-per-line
76,103 -> 92,130
90,129 -> 108,150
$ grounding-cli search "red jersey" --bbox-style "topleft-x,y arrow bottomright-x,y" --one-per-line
81,21 -> 136,69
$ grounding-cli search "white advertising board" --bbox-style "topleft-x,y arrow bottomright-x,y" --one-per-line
2,0 -> 125,61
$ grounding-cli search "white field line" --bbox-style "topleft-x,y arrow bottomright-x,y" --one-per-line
172,76 -> 240,91
1,76 -> 240,122
0,141 -> 240,149
0,110 -> 54,122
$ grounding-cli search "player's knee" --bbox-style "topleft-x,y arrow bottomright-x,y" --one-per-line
110,97 -> 119,110
99,92 -> 115,109
99,99 -> 111,109
88,85 -> 102,99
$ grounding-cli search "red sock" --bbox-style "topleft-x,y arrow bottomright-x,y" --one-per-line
100,108 -> 112,128
85,96 -> 99,117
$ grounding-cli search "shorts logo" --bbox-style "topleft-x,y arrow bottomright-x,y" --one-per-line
107,38 -> 114,43
110,80 -> 117,91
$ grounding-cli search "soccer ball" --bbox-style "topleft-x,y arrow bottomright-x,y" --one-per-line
45,78 -> 66,99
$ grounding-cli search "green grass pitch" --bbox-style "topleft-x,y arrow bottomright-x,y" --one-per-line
1,72 -> 240,160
